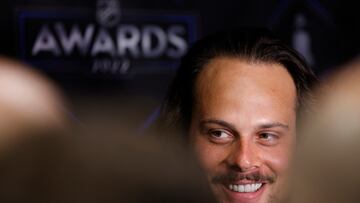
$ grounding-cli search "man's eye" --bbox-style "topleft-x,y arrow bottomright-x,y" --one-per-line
210,130 -> 229,138
207,130 -> 233,144
258,133 -> 279,145
259,133 -> 273,139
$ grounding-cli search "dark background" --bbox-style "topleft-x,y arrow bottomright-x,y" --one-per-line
0,0 -> 359,132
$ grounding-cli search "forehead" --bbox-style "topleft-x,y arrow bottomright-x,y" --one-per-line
196,56 -> 295,91
196,56 -> 296,91
193,56 -> 297,120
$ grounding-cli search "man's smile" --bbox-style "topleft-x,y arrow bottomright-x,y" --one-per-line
228,183 -> 263,193
219,181 -> 268,202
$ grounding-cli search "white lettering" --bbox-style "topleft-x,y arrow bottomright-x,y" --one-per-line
92,59 -> 130,74
91,28 -> 116,57
32,25 -> 61,56
142,25 -> 167,58
31,23 -> 189,59
117,25 -> 140,58
167,25 -> 187,58
55,23 -> 95,56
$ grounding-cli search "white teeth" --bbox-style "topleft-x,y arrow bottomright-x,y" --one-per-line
228,183 -> 263,193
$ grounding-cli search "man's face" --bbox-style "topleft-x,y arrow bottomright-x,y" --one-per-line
189,57 -> 297,203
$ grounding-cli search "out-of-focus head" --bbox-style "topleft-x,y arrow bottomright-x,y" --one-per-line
0,57 -> 69,147
0,128 -> 216,203
292,57 -> 360,203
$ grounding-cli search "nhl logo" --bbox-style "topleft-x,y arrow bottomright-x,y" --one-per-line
96,0 -> 121,28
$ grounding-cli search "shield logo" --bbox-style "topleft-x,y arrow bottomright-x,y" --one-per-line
96,0 -> 121,28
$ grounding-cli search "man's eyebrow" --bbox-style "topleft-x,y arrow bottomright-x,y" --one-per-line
199,119 -> 289,131
258,122 -> 289,130
199,119 -> 237,132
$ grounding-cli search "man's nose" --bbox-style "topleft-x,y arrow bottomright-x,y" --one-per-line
226,138 -> 260,172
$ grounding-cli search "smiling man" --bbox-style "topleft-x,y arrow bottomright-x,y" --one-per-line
160,28 -> 317,203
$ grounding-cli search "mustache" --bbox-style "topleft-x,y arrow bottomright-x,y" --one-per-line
212,171 -> 276,184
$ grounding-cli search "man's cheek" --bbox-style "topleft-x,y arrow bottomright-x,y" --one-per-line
263,150 -> 291,174
193,141 -> 215,168
263,140 -> 294,169
193,139 -> 225,171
